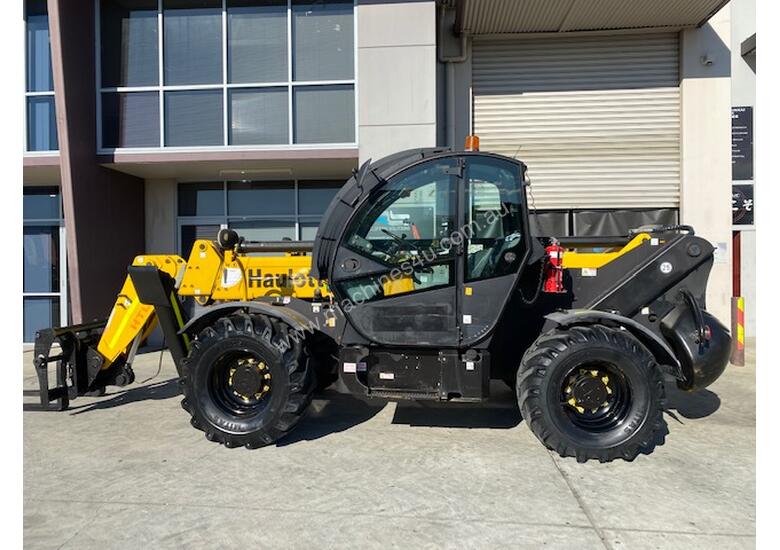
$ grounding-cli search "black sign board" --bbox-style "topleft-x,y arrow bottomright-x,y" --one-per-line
732,106 -> 753,180
732,184 -> 754,226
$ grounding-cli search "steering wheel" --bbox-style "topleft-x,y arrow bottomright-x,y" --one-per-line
381,228 -> 422,252
485,232 -> 521,274
380,228 -> 436,285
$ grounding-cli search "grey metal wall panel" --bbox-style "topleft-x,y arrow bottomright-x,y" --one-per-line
460,0 -> 727,34
472,33 -> 680,209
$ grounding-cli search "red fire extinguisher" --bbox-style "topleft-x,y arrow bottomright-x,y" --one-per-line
543,239 -> 566,294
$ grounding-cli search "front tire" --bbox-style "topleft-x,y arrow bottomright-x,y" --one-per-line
517,325 -> 665,463
180,312 -> 314,449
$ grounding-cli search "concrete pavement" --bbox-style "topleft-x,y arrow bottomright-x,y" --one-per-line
23,346 -> 755,549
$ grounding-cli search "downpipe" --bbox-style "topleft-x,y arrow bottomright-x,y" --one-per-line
438,2 -> 470,148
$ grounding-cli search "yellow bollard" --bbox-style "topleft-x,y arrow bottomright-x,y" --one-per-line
730,296 -> 745,367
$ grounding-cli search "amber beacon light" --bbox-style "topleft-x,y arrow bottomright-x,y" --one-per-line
464,134 -> 480,151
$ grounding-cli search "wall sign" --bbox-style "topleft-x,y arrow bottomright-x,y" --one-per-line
732,184 -> 754,226
732,106 -> 754,180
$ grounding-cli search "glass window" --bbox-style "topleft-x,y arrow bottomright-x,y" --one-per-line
24,226 -> 60,293
24,297 -> 60,344
164,89 -> 223,146
102,92 -> 160,148
23,187 -> 64,343
163,0 -> 222,85
292,0 -> 354,81
338,264 -> 451,303
293,85 -> 354,144
26,0 -> 53,92
101,0 -> 159,87
229,88 -> 288,145
230,219 -> 296,242
178,182 -> 225,216
344,161 -> 456,266
180,223 -> 221,258
299,219 -> 321,241
23,187 -> 60,220
297,181 -> 341,216
98,0 -> 356,149
27,97 -> 58,152
227,0 -> 287,83
227,182 -> 295,216
465,158 -> 526,282
178,179 -> 346,253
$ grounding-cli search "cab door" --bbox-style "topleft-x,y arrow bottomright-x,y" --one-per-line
460,155 -> 529,344
330,157 -> 460,346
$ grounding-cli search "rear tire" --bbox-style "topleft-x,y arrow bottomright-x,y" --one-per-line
180,312 -> 314,449
517,325 -> 665,463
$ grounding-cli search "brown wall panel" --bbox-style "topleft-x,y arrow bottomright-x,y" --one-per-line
48,0 -> 145,322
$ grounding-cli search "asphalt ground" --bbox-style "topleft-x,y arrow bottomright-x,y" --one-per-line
23,345 -> 755,549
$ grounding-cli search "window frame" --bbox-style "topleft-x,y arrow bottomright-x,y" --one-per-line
332,158 -> 460,303
463,155 -> 529,283
175,179 -> 342,257
23,187 -> 69,343
341,163 -> 459,270
95,0 -> 359,153
24,0 -> 59,155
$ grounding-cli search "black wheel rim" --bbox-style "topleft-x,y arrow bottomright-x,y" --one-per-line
559,361 -> 631,432
208,349 -> 273,416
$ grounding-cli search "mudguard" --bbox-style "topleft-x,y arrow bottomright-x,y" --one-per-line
179,300 -> 314,337
545,309 -> 683,380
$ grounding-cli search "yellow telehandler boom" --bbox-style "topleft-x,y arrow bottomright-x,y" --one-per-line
34,237 -> 329,411
98,240 -> 330,366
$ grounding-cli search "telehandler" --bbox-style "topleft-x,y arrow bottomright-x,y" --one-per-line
33,145 -> 731,462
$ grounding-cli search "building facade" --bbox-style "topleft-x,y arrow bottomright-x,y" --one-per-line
730,0 -> 756,337
23,0 -> 738,342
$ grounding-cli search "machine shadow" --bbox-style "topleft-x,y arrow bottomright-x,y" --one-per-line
276,390 -> 388,446
391,382 -> 521,429
278,382 -> 521,447
663,382 -> 721,420
64,378 -> 181,415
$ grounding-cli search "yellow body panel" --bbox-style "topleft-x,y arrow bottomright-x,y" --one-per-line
562,234 -> 652,269
179,240 -> 329,302
178,240 -> 223,298
97,255 -> 186,366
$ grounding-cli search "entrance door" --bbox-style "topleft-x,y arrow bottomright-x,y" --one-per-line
331,157 -> 460,346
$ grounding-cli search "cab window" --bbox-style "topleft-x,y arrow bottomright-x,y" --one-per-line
465,157 -> 526,282
344,160 -> 456,267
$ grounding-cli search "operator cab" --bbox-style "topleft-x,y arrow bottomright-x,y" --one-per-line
312,149 -> 533,349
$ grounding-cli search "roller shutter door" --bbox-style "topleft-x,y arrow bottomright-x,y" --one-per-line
472,33 -> 680,209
